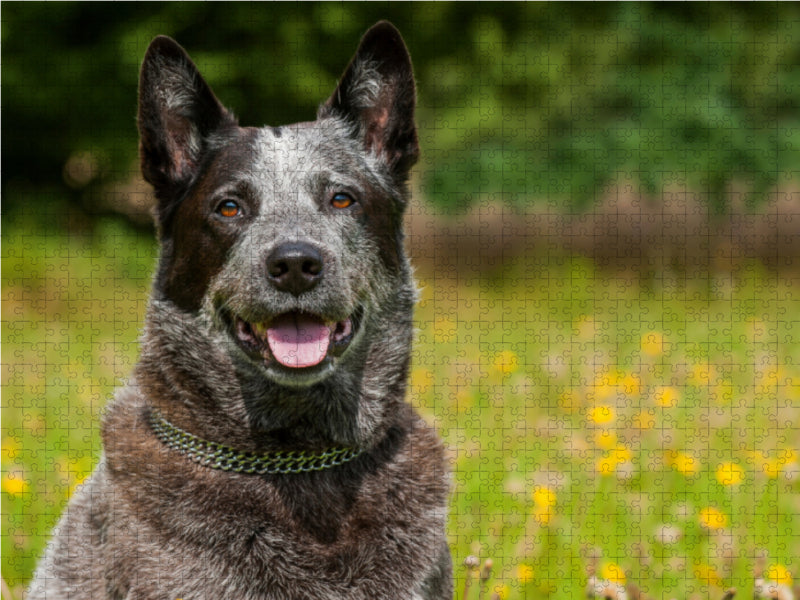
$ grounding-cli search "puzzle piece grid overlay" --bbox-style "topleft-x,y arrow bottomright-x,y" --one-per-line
3,6 -> 800,600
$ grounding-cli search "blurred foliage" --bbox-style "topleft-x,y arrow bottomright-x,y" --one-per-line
4,2 -> 800,219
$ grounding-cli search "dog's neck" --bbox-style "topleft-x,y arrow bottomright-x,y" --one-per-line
134,298 -> 414,451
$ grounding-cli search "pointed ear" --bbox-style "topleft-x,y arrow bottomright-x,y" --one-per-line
138,36 -> 237,205
319,22 -> 419,180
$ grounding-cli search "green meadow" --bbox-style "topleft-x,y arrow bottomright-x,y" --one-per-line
3,216 -> 798,599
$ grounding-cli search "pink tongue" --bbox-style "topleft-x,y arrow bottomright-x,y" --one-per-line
266,314 -> 331,368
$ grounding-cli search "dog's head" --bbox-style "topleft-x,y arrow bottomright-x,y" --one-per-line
137,23 -> 419,442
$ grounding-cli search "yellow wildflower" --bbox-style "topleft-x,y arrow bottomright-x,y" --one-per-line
654,386 -> 679,407
596,455 -> 617,476
68,473 -> 90,498
620,373 -> 641,396
766,564 -> 793,585
746,449 -> 765,463
593,371 -> 620,399
633,409 -> 655,430
641,332 -> 664,356
492,350 -> 518,376
588,405 -> 615,425
596,370 -> 622,386
532,485 -> 557,507
694,563 -> 723,586
669,451 -> 700,476
2,473 -> 28,496
611,445 -> 632,464
715,462 -> 745,486
594,444 -> 633,477
698,507 -> 728,531
517,564 -> 534,584
410,368 -> 434,394
690,364 -> 714,386
600,562 -> 626,585
532,485 -> 556,524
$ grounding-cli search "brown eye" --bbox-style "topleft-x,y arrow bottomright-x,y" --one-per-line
331,193 -> 354,209
217,200 -> 241,218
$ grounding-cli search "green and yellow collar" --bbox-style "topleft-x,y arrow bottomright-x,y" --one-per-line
148,410 -> 363,475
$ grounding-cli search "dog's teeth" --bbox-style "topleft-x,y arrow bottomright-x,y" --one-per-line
236,319 -> 250,336
341,318 -> 352,338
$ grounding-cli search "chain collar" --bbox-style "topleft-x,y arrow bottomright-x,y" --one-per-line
148,410 -> 363,475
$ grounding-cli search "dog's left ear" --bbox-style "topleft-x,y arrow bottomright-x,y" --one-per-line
320,21 -> 419,180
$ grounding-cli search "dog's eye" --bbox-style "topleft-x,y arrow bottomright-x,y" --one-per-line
331,193 -> 354,209
216,200 -> 241,218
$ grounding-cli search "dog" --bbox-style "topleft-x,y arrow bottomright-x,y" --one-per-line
28,21 -> 452,600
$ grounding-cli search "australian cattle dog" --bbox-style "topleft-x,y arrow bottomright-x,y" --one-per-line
29,21 -> 452,600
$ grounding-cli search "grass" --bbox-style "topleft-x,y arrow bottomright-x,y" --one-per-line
2,214 -> 799,599
413,261 -> 800,598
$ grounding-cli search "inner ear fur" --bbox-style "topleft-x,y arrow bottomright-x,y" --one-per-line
138,35 -> 237,207
320,22 -> 419,179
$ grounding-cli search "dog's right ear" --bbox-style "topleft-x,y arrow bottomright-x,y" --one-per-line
138,36 -> 237,207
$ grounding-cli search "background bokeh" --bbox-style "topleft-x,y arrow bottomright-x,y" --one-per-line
3,3 -> 799,599
5,2 -> 800,219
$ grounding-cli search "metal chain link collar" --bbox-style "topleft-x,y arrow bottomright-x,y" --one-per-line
148,410 -> 363,475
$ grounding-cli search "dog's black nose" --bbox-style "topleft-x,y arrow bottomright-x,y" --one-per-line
266,242 -> 324,296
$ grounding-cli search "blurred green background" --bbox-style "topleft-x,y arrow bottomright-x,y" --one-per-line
4,2 -> 800,219
3,3 -> 800,599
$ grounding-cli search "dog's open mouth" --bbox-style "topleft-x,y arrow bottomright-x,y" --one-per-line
231,309 -> 360,370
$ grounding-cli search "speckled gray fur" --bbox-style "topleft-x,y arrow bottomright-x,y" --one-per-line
29,21 -> 452,600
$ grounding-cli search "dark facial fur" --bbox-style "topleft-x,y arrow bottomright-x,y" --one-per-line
134,23 -> 422,446
28,21 -> 452,600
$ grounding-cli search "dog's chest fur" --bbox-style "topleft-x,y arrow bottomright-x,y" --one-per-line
51,391 -> 447,600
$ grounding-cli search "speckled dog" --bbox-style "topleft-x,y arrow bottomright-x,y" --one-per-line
29,21 -> 452,600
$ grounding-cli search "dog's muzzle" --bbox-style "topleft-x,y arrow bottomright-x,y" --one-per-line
220,304 -> 365,384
